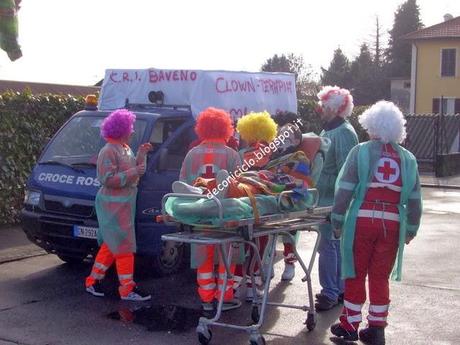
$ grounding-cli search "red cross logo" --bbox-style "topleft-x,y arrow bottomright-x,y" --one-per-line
375,158 -> 400,183
378,161 -> 396,180
201,165 -> 216,178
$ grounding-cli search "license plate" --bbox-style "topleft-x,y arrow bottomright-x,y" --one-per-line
73,225 -> 98,239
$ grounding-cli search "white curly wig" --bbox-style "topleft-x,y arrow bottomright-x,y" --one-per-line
359,101 -> 407,144
317,85 -> 354,118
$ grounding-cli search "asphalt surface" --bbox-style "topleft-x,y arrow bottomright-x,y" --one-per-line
0,188 -> 459,345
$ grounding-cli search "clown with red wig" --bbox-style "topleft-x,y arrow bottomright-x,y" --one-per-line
179,107 -> 242,312
85,109 -> 153,301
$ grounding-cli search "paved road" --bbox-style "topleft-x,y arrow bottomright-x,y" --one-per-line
0,188 -> 459,345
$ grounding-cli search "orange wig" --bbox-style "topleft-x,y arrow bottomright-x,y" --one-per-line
195,107 -> 234,141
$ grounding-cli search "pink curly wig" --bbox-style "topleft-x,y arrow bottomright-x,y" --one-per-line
101,109 -> 136,140
195,107 -> 234,141
317,85 -> 354,118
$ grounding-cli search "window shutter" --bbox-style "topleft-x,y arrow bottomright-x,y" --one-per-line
441,49 -> 456,77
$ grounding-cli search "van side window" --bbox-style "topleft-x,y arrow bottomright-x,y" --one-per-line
164,125 -> 196,170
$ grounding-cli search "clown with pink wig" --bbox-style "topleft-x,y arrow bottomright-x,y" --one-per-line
85,109 -> 153,301
315,86 -> 359,312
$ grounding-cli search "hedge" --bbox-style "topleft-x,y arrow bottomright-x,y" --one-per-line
0,90 -> 84,224
0,91 -> 368,225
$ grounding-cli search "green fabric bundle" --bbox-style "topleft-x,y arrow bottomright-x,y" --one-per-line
0,0 -> 22,61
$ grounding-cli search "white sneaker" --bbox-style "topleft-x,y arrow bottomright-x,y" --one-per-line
281,263 -> 295,281
121,288 -> 152,301
246,287 -> 264,302
85,281 -> 105,297
202,302 -> 214,311
172,181 -> 204,195
222,298 -> 242,311
234,284 -> 263,302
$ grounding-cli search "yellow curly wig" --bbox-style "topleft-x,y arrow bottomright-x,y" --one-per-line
236,111 -> 278,144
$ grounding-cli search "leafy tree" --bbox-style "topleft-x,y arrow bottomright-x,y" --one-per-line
261,53 -> 317,98
385,0 -> 423,77
350,44 -> 375,105
350,44 -> 390,105
320,48 -> 351,89
372,16 -> 384,67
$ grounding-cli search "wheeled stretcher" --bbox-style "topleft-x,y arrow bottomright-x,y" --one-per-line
156,192 -> 331,345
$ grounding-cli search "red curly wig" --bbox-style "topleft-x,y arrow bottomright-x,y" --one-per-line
195,107 -> 234,141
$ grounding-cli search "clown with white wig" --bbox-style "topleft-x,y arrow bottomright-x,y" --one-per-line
329,101 -> 422,344
315,86 -> 359,311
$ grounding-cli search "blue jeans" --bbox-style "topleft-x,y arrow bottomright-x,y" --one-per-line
318,224 -> 343,301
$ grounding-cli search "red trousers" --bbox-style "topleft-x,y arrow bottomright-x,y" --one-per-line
197,245 -> 235,302
340,220 -> 399,330
85,243 -> 135,297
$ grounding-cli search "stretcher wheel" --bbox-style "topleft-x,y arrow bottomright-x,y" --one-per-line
197,325 -> 212,345
249,335 -> 266,345
306,312 -> 316,331
251,305 -> 260,323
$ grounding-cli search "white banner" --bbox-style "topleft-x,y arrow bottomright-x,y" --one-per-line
98,69 -> 297,119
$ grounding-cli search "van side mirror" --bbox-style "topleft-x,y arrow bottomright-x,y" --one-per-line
156,147 -> 168,171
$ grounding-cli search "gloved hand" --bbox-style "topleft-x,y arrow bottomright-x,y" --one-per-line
136,163 -> 146,176
139,142 -> 153,154
405,233 -> 415,245
333,228 -> 342,239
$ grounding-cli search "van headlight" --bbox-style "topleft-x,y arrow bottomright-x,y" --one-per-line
24,190 -> 41,206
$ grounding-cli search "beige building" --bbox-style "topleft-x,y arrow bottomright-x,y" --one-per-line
404,15 -> 460,114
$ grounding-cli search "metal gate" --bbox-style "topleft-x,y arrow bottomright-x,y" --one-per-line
405,113 -> 460,171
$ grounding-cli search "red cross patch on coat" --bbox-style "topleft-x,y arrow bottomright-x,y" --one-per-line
201,164 -> 216,178
375,157 -> 400,183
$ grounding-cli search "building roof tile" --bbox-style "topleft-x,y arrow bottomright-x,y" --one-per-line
404,16 -> 460,40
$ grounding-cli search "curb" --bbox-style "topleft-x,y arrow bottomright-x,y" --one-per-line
421,183 -> 460,190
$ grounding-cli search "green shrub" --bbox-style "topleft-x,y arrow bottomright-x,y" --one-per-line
0,90 -> 369,226
0,90 -> 84,224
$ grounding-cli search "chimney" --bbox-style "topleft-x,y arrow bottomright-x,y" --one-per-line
444,13 -> 454,22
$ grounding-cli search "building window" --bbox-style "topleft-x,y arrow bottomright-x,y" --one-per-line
441,49 -> 456,77
432,98 -> 460,114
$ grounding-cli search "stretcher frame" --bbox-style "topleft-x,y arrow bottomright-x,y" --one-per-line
157,192 -> 331,345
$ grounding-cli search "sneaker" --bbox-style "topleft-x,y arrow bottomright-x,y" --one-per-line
172,181 -> 204,195
281,263 -> 295,281
222,298 -> 242,311
330,322 -> 358,341
315,292 -> 342,301
338,292 -> 344,304
121,287 -> 151,301
201,302 -> 214,312
86,281 -> 104,297
315,294 -> 338,311
359,326 -> 385,345
246,287 -> 264,302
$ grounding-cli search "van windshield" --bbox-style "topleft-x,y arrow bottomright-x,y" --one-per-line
39,116 -> 147,165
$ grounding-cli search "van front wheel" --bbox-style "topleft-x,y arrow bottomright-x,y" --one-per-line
151,241 -> 186,276
57,253 -> 87,265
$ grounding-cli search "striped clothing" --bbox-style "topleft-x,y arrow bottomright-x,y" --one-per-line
180,140 -> 241,184
357,144 -> 402,231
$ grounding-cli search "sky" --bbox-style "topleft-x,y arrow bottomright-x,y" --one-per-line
0,0 -> 458,86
